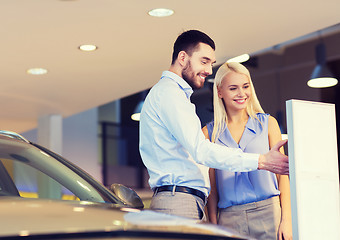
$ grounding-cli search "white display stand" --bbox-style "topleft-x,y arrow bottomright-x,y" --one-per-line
286,99 -> 340,240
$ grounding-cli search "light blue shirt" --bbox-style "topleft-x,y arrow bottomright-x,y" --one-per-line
206,113 -> 280,208
139,71 -> 259,197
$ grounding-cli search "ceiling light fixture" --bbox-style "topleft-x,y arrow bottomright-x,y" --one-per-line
148,8 -> 174,17
26,68 -> 48,75
282,134 -> 288,140
131,101 -> 144,121
307,42 -> 338,88
307,77 -> 338,88
227,54 -> 250,63
131,91 -> 148,121
79,44 -> 97,51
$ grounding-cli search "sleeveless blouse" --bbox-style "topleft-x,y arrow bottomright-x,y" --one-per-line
206,113 -> 280,208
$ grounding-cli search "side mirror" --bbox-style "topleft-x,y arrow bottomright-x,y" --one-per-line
110,183 -> 144,209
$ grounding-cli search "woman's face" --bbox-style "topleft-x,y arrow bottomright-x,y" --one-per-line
217,71 -> 252,113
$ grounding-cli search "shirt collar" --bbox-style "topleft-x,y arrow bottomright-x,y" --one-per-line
161,71 -> 193,99
217,117 -> 258,149
245,117 -> 257,134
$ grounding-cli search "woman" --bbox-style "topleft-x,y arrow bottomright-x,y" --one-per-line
202,62 -> 292,240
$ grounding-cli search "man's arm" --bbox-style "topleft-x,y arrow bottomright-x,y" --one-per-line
159,83 -> 289,174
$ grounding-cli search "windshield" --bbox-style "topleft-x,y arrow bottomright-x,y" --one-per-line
0,136 -> 117,204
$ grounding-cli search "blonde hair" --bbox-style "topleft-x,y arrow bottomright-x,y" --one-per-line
211,62 -> 264,143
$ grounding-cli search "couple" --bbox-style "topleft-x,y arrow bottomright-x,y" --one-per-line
139,30 -> 292,240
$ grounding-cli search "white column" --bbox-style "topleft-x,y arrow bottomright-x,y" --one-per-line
37,114 -> 63,199
38,115 -> 62,154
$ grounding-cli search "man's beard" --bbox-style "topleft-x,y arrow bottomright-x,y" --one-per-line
182,61 -> 203,90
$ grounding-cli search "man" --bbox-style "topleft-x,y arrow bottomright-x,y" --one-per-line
139,30 -> 288,220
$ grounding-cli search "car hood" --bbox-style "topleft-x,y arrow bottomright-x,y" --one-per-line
0,197 -> 247,239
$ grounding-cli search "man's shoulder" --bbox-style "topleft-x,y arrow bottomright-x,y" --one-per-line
151,77 -> 182,97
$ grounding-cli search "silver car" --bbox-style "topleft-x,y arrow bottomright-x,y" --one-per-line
0,131 -> 248,239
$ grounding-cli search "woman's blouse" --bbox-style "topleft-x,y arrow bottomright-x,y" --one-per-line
206,113 -> 280,208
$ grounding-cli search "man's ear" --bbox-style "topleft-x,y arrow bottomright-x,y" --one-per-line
177,51 -> 188,67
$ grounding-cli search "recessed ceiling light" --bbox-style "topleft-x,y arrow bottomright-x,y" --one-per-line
148,8 -> 174,17
27,68 -> 48,75
227,54 -> 250,63
79,44 -> 97,51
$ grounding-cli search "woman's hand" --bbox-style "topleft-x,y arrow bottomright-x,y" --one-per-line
278,219 -> 292,240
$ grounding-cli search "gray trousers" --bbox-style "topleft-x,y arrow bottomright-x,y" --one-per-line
150,191 -> 206,221
218,196 -> 281,240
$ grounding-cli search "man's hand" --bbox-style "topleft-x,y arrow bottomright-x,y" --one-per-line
258,139 -> 289,175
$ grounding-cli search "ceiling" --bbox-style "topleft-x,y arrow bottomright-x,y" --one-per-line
1,0 -> 340,133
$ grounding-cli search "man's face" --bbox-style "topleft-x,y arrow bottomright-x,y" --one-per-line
182,43 -> 216,90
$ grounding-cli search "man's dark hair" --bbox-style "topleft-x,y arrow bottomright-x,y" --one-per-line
171,30 -> 215,64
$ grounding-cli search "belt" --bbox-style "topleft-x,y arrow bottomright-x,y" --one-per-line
153,185 -> 206,202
